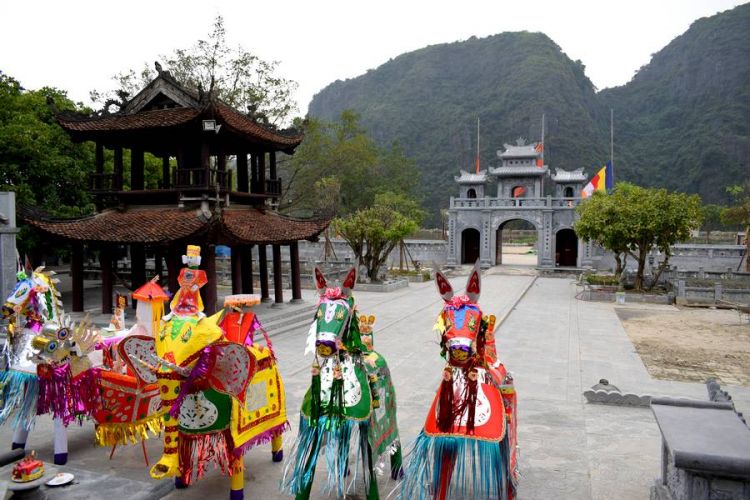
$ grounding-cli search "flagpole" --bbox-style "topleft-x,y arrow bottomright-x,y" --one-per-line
541,113 -> 545,163
476,117 -> 480,174
610,108 -> 614,184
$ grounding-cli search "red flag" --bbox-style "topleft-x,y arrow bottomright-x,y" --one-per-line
535,142 -> 543,168
475,154 -> 480,174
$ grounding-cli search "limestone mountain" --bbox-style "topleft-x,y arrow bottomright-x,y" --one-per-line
310,32 -> 610,223
600,3 -> 750,205
308,4 -> 750,223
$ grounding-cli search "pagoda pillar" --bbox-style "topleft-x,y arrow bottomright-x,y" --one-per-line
250,153 -> 259,193
289,242 -> 303,303
269,151 -> 277,180
240,245 -> 254,294
201,244 -> 217,315
154,248 -> 164,280
166,243 -> 180,296
258,245 -> 270,303
100,245 -> 113,315
131,244 -> 146,308
237,153 -> 249,193
95,143 -> 104,189
258,151 -> 266,195
272,244 -> 283,305
131,148 -> 145,190
113,147 -> 124,190
162,156 -> 170,189
269,151 -> 278,200
201,142 -> 210,187
71,242 -> 84,312
231,246 -> 242,295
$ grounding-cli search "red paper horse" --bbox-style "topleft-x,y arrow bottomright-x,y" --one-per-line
399,262 -> 518,500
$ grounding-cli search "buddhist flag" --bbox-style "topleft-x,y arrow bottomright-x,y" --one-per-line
581,161 -> 613,198
535,142 -> 544,167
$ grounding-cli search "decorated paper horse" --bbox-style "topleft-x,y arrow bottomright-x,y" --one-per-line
399,262 -> 518,500
118,245 -> 288,500
281,267 -> 402,500
0,266 -> 95,464
92,277 -> 170,450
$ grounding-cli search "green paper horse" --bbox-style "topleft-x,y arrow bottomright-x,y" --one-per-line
281,267 -> 402,500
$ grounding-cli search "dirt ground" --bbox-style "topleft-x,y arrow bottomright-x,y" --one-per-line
617,305 -> 750,386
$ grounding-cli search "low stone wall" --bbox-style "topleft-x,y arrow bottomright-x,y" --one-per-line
578,287 -> 674,305
356,279 -> 409,293
588,244 -> 746,274
297,239 -> 447,267
674,279 -> 750,303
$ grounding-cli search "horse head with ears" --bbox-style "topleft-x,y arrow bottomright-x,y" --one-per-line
435,262 -> 486,370
2,267 -> 60,329
307,267 -> 358,358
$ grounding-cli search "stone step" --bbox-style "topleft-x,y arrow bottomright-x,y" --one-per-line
259,303 -> 316,334
267,316 -> 316,338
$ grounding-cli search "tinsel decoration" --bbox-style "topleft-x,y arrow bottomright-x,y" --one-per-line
327,370 -> 345,426
95,412 -> 164,446
437,371 -> 454,432
177,430 -> 236,486
398,431 -> 511,500
309,363 -> 321,425
464,373 -> 478,434
281,416 -> 374,498
0,370 -> 39,430
38,365 -> 102,425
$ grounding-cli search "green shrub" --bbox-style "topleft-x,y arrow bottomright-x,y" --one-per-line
584,274 -> 619,286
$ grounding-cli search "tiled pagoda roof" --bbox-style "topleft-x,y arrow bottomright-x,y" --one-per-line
55,72 -> 303,151
455,170 -> 488,184
21,207 -> 329,245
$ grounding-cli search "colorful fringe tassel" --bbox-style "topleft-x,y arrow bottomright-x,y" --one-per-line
178,430 -> 237,486
94,412 -> 164,446
398,431 -> 513,500
232,421 -> 289,457
0,370 -> 39,431
281,416 -> 375,499
38,366 -> 101,425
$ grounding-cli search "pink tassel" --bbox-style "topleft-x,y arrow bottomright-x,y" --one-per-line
178,431 -> 234,485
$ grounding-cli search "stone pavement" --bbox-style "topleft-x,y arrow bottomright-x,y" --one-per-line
2,272 -> 748,499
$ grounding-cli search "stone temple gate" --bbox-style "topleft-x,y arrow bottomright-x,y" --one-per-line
447,139 -> 594,269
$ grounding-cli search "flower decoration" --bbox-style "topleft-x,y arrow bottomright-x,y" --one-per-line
324,287 -> 343,300
449,294 -> 471,308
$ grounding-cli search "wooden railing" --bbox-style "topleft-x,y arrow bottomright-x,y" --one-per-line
89,173 -> 121,193
265,178 -> 282,196
172,168 -> 232,191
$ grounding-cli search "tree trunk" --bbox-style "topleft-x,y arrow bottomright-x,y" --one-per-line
635,250 -> 647,291
614,253 -> 624,277
647,255 -> 670,291
745,226 -> 750,273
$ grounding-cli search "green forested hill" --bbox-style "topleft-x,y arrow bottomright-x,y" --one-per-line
600,4 -> 750,204
308,4 -> 749,224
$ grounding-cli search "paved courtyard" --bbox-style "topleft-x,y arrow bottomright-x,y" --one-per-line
3,270 -> 749,499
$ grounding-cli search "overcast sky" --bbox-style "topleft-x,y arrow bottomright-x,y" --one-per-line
1,0 -> 745,117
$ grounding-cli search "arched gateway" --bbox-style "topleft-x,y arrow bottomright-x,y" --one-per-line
447,138 -> 593,269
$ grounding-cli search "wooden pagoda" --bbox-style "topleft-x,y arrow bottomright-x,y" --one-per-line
23,68 -> 328,315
